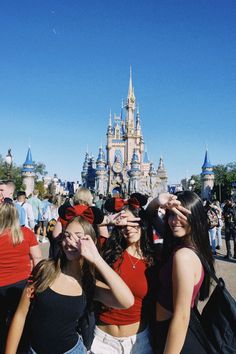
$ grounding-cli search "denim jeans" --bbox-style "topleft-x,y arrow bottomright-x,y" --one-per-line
28,335 -> 86,354
209,227 -> 216,254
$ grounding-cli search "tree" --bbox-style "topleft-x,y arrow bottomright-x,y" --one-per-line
34,162 -> 48,179
213,162 -> 236,201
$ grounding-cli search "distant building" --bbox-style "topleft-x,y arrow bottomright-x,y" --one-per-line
82,69 -> 168,197
21,147 -> 35,197
201,149 -> 214,200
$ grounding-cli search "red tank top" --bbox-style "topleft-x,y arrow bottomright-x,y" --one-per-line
99,251 -> 150,325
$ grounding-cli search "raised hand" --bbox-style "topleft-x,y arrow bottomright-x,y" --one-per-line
113,211 -> 140,227
78,235 -> 101,264
157,193 -> 191,220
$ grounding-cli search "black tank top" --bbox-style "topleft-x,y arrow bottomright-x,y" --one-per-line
29,287 -> 86,354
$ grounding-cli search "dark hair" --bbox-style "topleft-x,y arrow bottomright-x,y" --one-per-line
163,191 -> 214,301
102,206 -> 154,269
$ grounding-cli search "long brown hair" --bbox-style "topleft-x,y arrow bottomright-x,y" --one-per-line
31,216 -> 97,310
0,201 -> 23,245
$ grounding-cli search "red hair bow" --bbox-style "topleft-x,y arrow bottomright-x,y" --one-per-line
114,197 -> 140,212
65,205 -> 94,224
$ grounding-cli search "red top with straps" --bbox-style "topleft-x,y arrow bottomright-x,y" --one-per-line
99,250 -> 151,325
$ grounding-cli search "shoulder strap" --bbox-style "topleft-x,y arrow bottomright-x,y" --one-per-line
197,253 -> 225,288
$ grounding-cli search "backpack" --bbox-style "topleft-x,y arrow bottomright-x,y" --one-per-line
196,257 -> 236,353
207,208 -> 219,229
15,202 -> 26,226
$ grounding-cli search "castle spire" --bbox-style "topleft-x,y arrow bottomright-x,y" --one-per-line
22,147 -> 35,196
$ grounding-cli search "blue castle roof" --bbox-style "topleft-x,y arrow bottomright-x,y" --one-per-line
22,147 -> 35,173
202,150 -> 213,169
143,151 -> 149,163
201,150 -> 214,175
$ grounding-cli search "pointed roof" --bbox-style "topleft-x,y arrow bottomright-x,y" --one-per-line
157,156 -> 165,171
127,66 -> 135,101
128,66 -> 133,97
24,147 -> 33,165
143,150 -> 149,163
22,147 -> 35,173
202,150 -> 213,169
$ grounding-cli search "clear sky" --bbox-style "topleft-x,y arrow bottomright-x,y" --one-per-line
0,0 -> 236,184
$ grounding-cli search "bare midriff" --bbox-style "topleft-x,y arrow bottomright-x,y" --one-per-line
97,320 -> 147,337
156,302 -> 172,321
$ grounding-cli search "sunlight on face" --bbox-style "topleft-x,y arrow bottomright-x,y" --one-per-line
168,212 -> 191,237
122,209 -> 142,245
62,221 -> 85,261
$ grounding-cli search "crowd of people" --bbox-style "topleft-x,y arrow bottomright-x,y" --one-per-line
0,179 -> 236,354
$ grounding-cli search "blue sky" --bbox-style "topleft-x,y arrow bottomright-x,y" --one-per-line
0,0 -> 236,184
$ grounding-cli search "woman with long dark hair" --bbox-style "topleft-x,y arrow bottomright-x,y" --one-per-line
5,205 -> 134,354
91,193 -> 155,354
148,191 -> 214,354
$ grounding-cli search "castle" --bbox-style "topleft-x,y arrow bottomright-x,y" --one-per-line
81,70 -> 168,197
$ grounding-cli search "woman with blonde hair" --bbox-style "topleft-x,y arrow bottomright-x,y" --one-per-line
0,198 -> 42,353
6,205 -> 134,354
73,187 -> 93,207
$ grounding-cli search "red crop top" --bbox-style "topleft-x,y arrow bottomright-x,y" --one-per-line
99,251 -> 151,325
156,247 -> 204,312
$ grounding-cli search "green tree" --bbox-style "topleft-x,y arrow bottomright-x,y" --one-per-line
35,180 -> 45,198
34,162 -> 47,179
213,162 -> 236,201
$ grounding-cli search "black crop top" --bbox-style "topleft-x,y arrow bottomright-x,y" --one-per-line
29,287 -> 86,354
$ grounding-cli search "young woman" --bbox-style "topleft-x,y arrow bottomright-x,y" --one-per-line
91,194 -> 155,354
0,198 -> 42,353
5,205 -> 134,354
151,191 -> 214,354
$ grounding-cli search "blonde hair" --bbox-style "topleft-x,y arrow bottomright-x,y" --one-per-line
73,187 -> 93,206
0,202 -> 23,244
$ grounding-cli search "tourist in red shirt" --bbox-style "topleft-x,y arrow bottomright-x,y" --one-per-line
91,194 -> 155,354
0,198 -> 42,353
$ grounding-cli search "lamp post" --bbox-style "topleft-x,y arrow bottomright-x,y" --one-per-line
5,148 -> 13,179
189,178 -> 195,191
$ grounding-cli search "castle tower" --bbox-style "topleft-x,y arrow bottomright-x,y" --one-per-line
81,152 -> 89,187
83,69 -> 168,196
21,147 -> 35,196
95,146 -> 108,195
201,150 -> 214,200
157,157 -> 168,187
128,148 -> 141,194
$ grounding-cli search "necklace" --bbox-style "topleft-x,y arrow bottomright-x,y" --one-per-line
126,251 -> 141,269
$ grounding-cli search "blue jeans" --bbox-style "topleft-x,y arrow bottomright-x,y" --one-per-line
209,228 -> 216,254
28,335 -> 86,354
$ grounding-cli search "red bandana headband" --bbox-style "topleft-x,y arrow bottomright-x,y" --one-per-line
65,205 -> 94,224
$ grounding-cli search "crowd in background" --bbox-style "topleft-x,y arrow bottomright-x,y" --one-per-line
0,179 -> 236,354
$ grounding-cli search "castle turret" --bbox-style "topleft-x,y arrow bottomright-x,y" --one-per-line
81,152 -> 89,187
156,156 -> 168,192
95,146 -> 108,195
128,148 -> 141,194
125,67 -> 136,134
21,147 -> 35,196
201,150 -> 214,200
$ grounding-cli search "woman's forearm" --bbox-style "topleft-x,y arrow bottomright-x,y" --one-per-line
164,313 -> 190,354
5,312 -> 27,354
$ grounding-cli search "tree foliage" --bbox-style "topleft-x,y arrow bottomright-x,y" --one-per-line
213,162 -> 236,201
